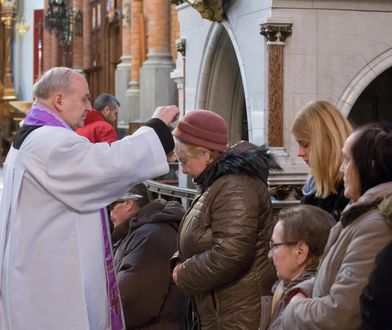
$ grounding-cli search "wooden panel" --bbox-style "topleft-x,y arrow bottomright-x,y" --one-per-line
87,0 -> 122,98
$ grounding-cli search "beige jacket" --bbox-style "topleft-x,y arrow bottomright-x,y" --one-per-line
281,182 -> 392,330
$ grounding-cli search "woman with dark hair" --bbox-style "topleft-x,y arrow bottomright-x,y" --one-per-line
265,205 -> 335,330
280,122 -> 392,330
359,121 -> 392,330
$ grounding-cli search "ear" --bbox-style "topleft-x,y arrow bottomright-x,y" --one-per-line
295,241 -> 309,266
52,92 -> 64,112
201,150 -> 212,163
102,106 -> 110,117
124,200 -> 137,213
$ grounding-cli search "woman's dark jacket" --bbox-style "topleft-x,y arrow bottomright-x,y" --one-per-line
301,176 -> 349,221
112,200 -> 186,329
175,142 -> 281,330
360,195 -> 392,330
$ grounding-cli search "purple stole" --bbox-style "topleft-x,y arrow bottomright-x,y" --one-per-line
24,103 -> 124,330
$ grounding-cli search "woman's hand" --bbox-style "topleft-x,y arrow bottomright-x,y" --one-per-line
172,263 -> 181,285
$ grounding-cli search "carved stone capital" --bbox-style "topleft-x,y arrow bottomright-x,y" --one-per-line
186,0 -> 227,22
260,23 -> 292,45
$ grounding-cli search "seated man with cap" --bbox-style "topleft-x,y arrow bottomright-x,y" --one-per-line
111,183 -> 186,329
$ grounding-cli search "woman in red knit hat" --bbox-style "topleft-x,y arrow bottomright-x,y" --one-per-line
171,109 -> 281,329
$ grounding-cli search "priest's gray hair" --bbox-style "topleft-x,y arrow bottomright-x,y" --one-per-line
33,67 -> 81,99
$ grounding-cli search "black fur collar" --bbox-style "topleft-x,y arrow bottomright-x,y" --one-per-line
194,141 -> 282,192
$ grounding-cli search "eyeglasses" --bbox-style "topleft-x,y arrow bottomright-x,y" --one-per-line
269,241 -> 299,250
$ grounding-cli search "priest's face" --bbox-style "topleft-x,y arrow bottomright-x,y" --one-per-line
60,73 -> 92,130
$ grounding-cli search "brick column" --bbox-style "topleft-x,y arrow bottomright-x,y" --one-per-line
50,32 -> 59,68
131,0 -> 143,83
170,4 -> 179,63
82,0 -> 91,69
43,0 -> 59,69
124,0 -> 143,128
116,0 -> 133,135
72,0 -> 83,71
139,0 -> 175,121
260,22 -> 292,147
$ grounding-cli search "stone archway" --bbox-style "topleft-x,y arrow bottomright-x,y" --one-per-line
196,24 -> 248,144
348,66 -> 392,126
337,48 -> 392,122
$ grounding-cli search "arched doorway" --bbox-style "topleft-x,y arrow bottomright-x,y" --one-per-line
349,66 -> 392,127
196,24 -> 248,144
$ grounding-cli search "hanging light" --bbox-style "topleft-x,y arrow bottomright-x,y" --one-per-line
45,0 -> 73,50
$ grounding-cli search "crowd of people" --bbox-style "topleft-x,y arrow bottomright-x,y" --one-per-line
0,66 -> 391,330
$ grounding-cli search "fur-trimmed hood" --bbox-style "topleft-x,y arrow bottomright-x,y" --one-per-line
194,140 -> 282,192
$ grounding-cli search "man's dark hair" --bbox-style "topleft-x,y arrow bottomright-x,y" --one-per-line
351,121 -> 392,195
129,183 -> 150,208
93,93 -> 120,112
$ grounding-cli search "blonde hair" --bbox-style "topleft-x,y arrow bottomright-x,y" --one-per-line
174,139 -> 222,162
291,100 -> 353,198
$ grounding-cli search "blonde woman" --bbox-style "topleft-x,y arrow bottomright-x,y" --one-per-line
291,100 -> 353,220
282,122 -> 392,329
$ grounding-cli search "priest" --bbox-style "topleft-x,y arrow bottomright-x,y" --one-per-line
0,67 -> 178,330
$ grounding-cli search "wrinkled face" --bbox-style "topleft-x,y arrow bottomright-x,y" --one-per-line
296,139 -> 310,166
340,133 -> 361,202
268,222 -> 303,281
175,147 -> 210,178
103,106 -> 119,126
60,74 -> 92,130
110,201 -> 132,227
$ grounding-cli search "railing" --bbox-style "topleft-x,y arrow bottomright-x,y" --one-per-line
145,179 -> 300,215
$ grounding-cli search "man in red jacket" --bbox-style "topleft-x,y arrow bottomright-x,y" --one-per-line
76,93 -> 120,143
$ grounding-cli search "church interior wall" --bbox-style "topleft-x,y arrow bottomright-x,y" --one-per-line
273,5 -> 392,167
177,2 -> 272,145
176,0 -> 392,189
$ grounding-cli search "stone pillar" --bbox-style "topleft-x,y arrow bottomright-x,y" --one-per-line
139,0 -> 175,122
116,0 -> 132,136
82,0 -> 91,69
260,23 -> 292,147
124,0 -> 143,127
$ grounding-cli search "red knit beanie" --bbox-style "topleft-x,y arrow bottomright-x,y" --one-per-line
172,110 -> 228,152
